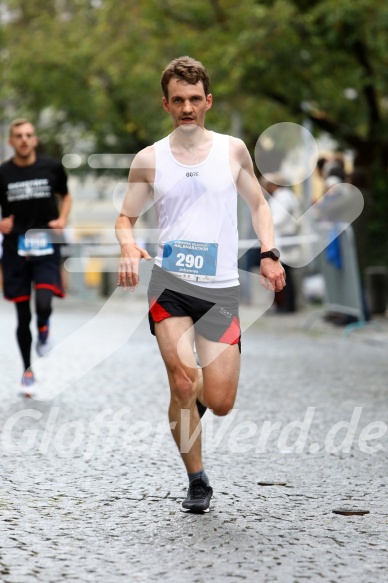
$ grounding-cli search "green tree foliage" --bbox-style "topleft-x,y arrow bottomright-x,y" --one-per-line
2,0 -> 388,260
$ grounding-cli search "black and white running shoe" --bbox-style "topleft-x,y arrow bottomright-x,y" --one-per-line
181,478 -> 213,513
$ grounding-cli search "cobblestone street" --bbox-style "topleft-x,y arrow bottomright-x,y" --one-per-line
1,290 -> 387,583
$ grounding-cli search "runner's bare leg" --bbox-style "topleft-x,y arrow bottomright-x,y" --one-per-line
155,317 -> 203,474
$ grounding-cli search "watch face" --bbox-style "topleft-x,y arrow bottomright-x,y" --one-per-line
270,248 -> 280,260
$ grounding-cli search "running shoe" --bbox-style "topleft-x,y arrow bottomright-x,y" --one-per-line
19,371 -> 36,398
181,478 -> 213,513
36,322 -> 52,357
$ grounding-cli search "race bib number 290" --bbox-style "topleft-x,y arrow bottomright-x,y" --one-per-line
162,240 -> 218,282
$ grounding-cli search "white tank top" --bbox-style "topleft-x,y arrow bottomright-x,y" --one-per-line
153,131 -> 239,288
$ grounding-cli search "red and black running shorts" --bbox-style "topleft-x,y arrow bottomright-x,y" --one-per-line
2,244 -> 65,302
148,265 -> 241,351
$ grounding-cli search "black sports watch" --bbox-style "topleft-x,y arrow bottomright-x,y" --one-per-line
260,248 -> 280,261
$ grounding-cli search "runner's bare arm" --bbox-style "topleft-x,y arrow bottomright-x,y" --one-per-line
115,147 -> 154,291
231,137 -> 286,292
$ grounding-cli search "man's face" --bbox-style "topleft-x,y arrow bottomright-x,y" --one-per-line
9,123 -> 38,159
162,78 -> 212,129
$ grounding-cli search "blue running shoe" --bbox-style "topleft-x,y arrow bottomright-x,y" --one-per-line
19,371 -> 36,398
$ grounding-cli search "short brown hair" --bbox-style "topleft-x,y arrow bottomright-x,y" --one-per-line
161,56 -> 210,99
9,118 -> 34,137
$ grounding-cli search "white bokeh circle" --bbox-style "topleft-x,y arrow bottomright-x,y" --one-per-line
255,122 -> 319,186
62,153 -> 82,169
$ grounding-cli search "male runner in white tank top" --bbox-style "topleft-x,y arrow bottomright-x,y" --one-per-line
116,57 -> 285,513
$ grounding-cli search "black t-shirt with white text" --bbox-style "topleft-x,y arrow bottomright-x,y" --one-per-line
0,156 -> 68,251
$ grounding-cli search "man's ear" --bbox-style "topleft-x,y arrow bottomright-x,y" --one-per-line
205,94 -> 213,111
162,97 -> 170,113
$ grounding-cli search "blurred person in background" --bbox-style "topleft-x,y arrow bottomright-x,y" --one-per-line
260,173 -> 301,313
0,118 -> 72,396
0,232 -> 3,291
310,155 -> 328,204
314,159 -> 369,324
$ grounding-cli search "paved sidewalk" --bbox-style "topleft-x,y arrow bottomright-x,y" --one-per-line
0,292 -> 387,583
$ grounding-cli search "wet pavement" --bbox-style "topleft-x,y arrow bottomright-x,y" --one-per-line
0,290 -> 387,583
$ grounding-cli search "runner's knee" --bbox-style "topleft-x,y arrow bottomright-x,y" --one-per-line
16,300 -> 32,330
209,397 -> 236,417
203,378 -> 238,416
169,367 -> 197,406
35,288 -> 53,322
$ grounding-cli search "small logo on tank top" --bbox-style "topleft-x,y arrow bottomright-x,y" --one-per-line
186,172 -> 199,177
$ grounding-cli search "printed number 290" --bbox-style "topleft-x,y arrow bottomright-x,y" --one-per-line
176,253 -> 204,269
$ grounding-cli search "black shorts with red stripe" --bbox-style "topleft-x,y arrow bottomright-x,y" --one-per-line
148,265 -> 241,350
2,243 -> 65,302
